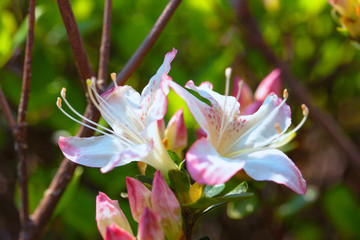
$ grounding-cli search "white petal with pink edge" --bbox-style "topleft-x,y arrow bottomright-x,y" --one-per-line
243,149 -> 306,195
186,138 -> 246,185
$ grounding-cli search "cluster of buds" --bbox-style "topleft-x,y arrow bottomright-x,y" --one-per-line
329,0 -> 360,39
96,171 -> 183,240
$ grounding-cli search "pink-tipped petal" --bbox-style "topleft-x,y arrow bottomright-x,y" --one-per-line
140,49 -> 177,125
243,149 -> 307,194
196,128 -> 207,139
231,77 -> 254,111
104,224 -> 136,240
157,119 -> 166,140
151,171 -> 182,239
164,80 -> 218,141
241,100 -> 262,115
126,177 -> 152,222
254,69 -> 282,102
96,192 -> 133,238
165,108 -> 187,151
138,207 -> 164,240
186,138 -> 246,185
59,135 -> 126,168
100,141 -> 154,173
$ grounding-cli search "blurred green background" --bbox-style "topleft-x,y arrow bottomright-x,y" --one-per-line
1,0 -> 360,239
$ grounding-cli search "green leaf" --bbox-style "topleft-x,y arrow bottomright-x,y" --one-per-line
145,164 -> 156,177
168,150 -> 182,165
135,174 -> 153,186
203,184 -> 225,198
215,192 -> 254,202
182,196 -> 219,209
224,182 -> 248,195
168,169 -> 191,204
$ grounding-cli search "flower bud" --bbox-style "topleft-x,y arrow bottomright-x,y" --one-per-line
126,177 -> 152,222
138,207 -> 164,240
164,108 -> 187,156
96,192 -> 133,238
151,171 -> 183,239
254,68 -> 282,102
104,224 -> 135,240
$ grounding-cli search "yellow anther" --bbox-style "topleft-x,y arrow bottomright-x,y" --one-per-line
56,97 -> 62,108
275,123 -> 282,134
283,89 -> 288,99
86,79 -> 92,86
111,72 -> 117,82
301,104 -> 309,116
61,88 -> 67,98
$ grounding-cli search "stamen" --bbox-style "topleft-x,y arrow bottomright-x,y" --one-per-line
111,72 -> 117,85
235,80 -> 243,102
225,67 -> 232,97
56,98 -> 119,140
275,123 -> 282,134
86,79 -> 144,143
283,89 -> 288,99
59,90 -> 134,146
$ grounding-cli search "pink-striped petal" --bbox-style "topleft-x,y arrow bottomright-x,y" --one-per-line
104,224 -> 136,240
138,207 -> 164,240
126,177 -> 152,222
96,192 -> 133,238
140,49 -> 177,126
254,69 -> 282,102
186,138 -> 246,185
243,149 -> 307,194
151,171 -> 182,239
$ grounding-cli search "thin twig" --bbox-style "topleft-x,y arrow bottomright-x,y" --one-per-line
17,0 -> 36,238
114,0 -> 182,87
56,0 -> 95,93
0,86 -> 18,137
234,0 -> 360,168
97,0 -> 112,90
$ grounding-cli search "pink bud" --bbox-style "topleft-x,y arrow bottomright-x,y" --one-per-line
138,207 -> 164,240
196,128 -> 207,139
231,77 -> 254,112
164,108 -> 187,154
151,171 -> 182,239
96,192 -> 133,238
254,69 -> 282,102
126,177 -> 152,222
104,224 -> 136,240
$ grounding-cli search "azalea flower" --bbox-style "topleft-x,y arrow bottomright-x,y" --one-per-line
57,49 -> 178,174
96,171 -> 183,240
163,68 -> 308,194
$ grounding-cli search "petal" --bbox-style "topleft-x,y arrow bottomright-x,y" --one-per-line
138,207 -> 164,240
100,85 -> 143,135
59,135 -> 126,168
195,128 -> 207,139
151,171 -> 182,239
100,140 -> 154,173
254,69 -> 282,102
241,100 -> 262,115
230,77 -> 253,111
186,138 -> 245,185
164,79 -> 219,142
140,49 -> 177,126
164,108 -> 187,151
96,192 -> 133,238
243,149 -> 307,194
126,177 -> 152,222
104,224 -> 136,240
224,93 -> 291,155
185,80 -> 240,119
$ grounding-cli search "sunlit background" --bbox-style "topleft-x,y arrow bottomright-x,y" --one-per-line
1,0 -> 360,239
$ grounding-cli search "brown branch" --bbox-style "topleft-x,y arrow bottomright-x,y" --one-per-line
234,0 -> 360,168
16,0 -> 36,239
0,86 -> 18,137
97,0 -> 112,90
114,0 -> 182,87
56,0 -> 95,93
